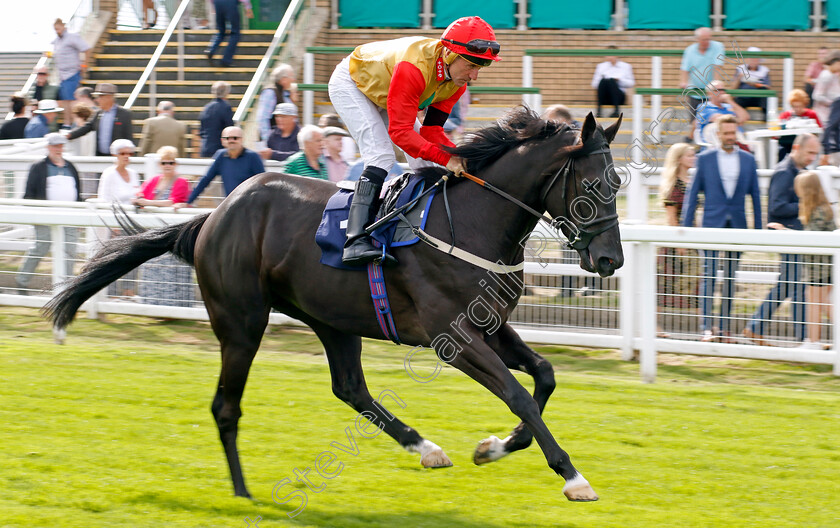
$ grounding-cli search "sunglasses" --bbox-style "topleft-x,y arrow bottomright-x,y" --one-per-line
161,161 -> 176,165
117,152 -> 133,156
441,38 -> 500,56
222,136 -> 241,140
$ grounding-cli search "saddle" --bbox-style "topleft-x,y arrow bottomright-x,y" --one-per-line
315,173 -> 438,270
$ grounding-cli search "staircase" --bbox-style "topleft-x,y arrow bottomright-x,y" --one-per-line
0,53 -> 44,113
86,29 -> 275,156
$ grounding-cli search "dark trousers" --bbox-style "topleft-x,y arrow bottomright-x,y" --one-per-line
596,78 -> 625,113
208,0 -> 241,66
822,97 -> 840,156
747,254 -> 805,340
700,249 -> 742,333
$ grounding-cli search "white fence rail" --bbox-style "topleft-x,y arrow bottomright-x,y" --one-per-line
1,205 -> 838,382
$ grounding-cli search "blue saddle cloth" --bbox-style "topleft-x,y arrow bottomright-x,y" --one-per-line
315,174 -> 437,270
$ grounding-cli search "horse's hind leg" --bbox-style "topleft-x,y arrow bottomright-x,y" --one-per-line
311,323 -> 452,468
446,332 -> 597,501
206,296 -> 270,499
474,323 -> 556,465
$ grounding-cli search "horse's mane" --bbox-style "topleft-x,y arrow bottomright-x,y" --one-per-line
444,106 -> 572,174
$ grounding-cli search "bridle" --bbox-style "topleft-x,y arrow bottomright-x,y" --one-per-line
460,135 -> 619,251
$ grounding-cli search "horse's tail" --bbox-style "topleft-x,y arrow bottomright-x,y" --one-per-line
43,211 -> 210,330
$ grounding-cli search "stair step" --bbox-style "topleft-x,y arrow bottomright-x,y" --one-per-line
107,29 -> 274,43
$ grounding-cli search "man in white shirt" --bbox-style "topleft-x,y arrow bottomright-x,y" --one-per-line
16,133 -> 81,294
591,45 -> 635,118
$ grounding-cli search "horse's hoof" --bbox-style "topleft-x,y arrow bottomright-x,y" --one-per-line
421,449 -> 453,468
473,435 -> 508,465
563,473 -> 599,502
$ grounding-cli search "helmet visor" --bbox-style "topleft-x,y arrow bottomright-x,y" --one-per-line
460,54 -> 494,67
441,38 -> 500,57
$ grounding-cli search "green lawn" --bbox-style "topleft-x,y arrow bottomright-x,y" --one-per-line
1,307 -> 839,528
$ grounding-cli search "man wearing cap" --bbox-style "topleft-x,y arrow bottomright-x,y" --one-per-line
16,133 -> 81,294
322,126 -> 351,182
328,15 -> 501,265
179,126 -> 264,207
53,18 -> 92,127
28,66 -> 58,105
260,102 -> 300,162
66,83 -> 134,156
139,100 -> 186,156
24,100 -> 63,138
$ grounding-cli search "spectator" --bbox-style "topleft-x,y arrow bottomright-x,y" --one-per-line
591,45 -> 635,118
142,0 -> 158,29
542,104 -> 582,128
133,146 -> 190,207
179,126 -> 264,206
744,134 -> 820,346
199,81 -> 234,157
67,103 -> 97,198
318,113 -> 357,163
205,0 -> 253,67
52,18 -> 92,127
778,89 -> 822,160
98,139 -> 141,204
283,125 -> 328,180
139,100 -> 186,156
73,86 -> 96,110
28,65 -> 58,105
695,80 -> 749,140
134,147 -> 195,307
260,102 -> 299,162
257,63 -> 297,141
811,50 -> 840,126
323,126 -> 351,182
682,115 -> 762,343
680,27 -> 726,115
793,171 -> 837,349
0,93 -> 29,140
66,83 -> 134,156
15,133 -> 81,294
24,99 -> 62,138
803,47 -> 828,105
658,143 -> 698,310
731,47 -> 771,119
819,97 -> 840,166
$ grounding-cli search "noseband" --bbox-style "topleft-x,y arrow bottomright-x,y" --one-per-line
541,138 -> 619,251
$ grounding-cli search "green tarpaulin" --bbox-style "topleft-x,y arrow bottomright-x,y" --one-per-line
529,0 -> 611,29
627,0 -> 710,29
339,0 -> 421,28
433,0 -> 515,29
824,0 -> 840,29
724,0 -> 809,30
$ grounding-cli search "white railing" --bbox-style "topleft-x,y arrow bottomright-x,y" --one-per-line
1,205 -> 838,382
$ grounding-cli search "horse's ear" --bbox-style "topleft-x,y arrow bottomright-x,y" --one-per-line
603,114 -> 623,144
581,112 -> 597,143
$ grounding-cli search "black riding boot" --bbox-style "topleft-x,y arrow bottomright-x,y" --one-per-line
342,168 -> 397,266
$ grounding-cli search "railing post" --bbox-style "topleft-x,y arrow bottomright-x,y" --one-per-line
517,0 -> 528,30
712,0 -> 723,31
813,0 -> 823,32
303,52 -> 314,126
149,69 -> 157,118
620,240 -> 636,360
177,12 -> 185,82
639,240 -> 658,383
834,249 -> 840,376
628,93 -> 647,222
51,224 -> 66,288
422,0 -> 433,30
651,56 -> 662,143
614,0 -> 625,31
522,55 -> 533,109
331,0 -> 339,28
783,58 -> 794,112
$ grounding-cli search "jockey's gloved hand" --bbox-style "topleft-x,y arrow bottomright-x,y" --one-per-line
446,156 -> 466,177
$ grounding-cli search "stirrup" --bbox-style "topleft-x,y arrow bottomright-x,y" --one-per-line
342,236 -> 397,267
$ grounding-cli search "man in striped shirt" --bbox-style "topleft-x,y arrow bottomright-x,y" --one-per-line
283,125 -> 328,180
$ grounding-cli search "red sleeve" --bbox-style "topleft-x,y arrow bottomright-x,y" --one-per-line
778,111 -> 791,121
807,109 -> 823,127
170,178 -> 190,204
140,175 -> 159,200
386,61 -> 452,166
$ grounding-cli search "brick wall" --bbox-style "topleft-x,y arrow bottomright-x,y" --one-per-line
310,28 -> 834,109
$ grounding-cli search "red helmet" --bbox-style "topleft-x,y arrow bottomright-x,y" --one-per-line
440,16 -> 501,66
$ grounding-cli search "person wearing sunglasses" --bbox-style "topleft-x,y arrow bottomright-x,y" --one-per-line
328,15 -> 501,266
177,126 -> 264,208
133,146 -> 190,207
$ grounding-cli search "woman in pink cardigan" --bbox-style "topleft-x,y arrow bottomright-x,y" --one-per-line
134,145 -> 190,207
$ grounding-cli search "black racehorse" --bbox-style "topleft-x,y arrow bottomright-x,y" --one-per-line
46,108 -> 623,502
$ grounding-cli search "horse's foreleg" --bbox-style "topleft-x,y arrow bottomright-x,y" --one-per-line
474,324 -> 556,465
207,298 -> 270,499
447,336 -> 597,502
311,323 -> 452,469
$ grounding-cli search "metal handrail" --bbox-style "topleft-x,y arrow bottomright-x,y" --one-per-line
125,0 -> 191,110
233,0 -> 307,123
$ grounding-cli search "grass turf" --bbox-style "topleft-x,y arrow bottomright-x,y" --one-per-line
1,307 -> 839,528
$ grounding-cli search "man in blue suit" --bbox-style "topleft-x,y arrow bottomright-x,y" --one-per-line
682,115 -> 763,342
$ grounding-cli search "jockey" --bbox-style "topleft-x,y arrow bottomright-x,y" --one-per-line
328,16 -> 501,266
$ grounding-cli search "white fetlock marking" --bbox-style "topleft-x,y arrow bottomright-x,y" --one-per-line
480,435 -> 510,462
562,472 -> 590,493
406,439 -> 442,457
